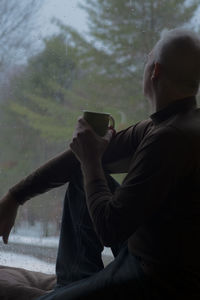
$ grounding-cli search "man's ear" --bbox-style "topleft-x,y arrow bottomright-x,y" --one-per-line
151,63 -> 161,80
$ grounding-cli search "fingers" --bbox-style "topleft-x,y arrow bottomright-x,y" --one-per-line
72,117 -> 115,149
108,126 -> 116,136
3,234 -> 8,244
73,117 -> 94,139
78,117 -> 89,126
77,117 -> 90,129
103,128 -> 115,142
3,228 -> 11,244
69,136 -> 78,152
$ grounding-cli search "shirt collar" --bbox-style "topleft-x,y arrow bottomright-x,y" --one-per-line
150,96 -> 197,125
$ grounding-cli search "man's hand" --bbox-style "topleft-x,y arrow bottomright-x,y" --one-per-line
0,193 -> 19,244
70,117 -> 114,166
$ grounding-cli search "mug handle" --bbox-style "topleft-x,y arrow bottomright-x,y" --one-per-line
109,115 -> 115,129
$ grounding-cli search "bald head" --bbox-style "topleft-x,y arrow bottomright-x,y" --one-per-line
153,28 -> 200,95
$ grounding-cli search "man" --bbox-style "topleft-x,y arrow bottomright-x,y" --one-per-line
1,28 -> 200,299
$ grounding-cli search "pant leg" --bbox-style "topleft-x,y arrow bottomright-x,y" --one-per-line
56,168 -> 120,286
35,246 -> 150,300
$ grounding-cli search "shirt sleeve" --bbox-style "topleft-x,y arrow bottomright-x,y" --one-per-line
9,122 -> 142,205
102,120 -> 151,173
9,150 -> 80,204
85,127 -> 190,247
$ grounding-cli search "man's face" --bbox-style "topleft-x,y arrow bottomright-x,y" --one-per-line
143,50 -> 155,100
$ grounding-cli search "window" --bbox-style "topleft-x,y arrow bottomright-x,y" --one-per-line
0,0 -> 199,274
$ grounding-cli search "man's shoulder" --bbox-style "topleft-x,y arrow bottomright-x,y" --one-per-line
112,118 -> 152,144
141,124 -> 186,149
136,118 -> 153,129
162,108 -> 200,141
131,118 -> 153,139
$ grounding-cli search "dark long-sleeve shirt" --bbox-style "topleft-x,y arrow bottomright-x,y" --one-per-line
9,96 -> 200,275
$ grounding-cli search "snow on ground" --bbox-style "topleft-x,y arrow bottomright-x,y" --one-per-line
0,234 -> 113,274
8,234 -> 113,257
9,234 -> 59,248
0,248 -> 113,275
0,251 -> 55,274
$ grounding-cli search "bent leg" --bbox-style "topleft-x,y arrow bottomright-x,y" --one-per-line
56,168 -> 120,286
36,246 -> 150,300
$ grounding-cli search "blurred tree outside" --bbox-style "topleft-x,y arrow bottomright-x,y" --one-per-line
0,0 -> 43,84
0,0 -> 199,235
0,0 -> 44,190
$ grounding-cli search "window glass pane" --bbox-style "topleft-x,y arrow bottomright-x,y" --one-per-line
0,0 -> 199,275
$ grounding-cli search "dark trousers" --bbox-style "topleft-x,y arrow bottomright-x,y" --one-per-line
35,169 -> 151,300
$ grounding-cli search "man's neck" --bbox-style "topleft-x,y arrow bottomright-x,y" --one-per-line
154,98 -> 175,112
152,93 -> 195,113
